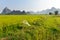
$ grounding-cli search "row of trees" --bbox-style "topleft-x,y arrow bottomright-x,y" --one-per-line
2,10 -> 30,15
49,11 -> 58,15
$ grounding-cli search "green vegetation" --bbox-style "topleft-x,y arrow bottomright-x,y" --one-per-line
49,10 -> 59,15
0,15 -> 60,40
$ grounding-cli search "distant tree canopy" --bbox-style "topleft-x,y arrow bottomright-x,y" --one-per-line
49,12 -> 52,15
21,10 -> 25,13
54,11 -> 58,15
49,10 -> 59,15
2,10 -> 29,15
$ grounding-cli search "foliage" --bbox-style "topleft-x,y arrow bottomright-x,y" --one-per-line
49,12 -> 52,15
54,11 -> 58,15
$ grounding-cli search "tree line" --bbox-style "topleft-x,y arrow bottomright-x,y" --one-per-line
49,11 -> 58,15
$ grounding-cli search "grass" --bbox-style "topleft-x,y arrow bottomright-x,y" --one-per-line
0,15 -> 60,40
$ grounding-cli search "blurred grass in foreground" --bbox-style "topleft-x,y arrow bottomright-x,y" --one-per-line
0,15 -> 60,40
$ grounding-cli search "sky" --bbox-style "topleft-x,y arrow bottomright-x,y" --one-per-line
0,0 -> 60,13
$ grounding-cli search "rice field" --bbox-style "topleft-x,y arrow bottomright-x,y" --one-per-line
0,15 -> 60,40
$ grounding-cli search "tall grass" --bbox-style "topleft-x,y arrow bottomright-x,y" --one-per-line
0,15 -> 60,40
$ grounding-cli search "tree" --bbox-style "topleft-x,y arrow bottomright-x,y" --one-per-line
54,11 -> 58,15
49,12 -> 52,15
21,10 -> 25,13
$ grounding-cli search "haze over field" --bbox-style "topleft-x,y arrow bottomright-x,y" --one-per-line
0,0 -> 60,13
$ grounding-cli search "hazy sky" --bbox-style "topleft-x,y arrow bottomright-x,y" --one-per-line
0,0 -> 60,12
